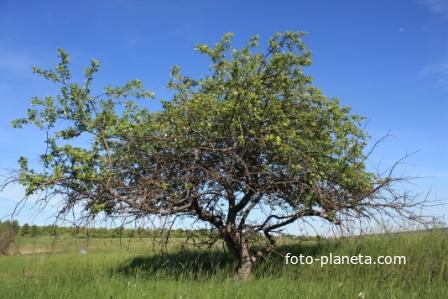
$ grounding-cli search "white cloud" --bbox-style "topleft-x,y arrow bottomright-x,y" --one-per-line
419,0 -> 448,15
419,61 -> 448,87
420,61 -> 448,75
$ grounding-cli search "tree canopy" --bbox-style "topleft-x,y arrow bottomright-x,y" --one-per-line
10,32 -> 426,279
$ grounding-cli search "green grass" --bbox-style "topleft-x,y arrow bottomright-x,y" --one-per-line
1,230 -> 447,298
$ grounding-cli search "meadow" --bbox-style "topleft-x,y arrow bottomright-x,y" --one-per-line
0,230 -> 447,298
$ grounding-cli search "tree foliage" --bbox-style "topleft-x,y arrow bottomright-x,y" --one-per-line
0,220 -> 19,255
10,32 -> 427,278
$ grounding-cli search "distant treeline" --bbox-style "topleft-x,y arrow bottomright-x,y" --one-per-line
0,220 -> 319,241
0,220 -> 211,239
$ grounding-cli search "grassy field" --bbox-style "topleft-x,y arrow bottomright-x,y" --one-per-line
0,230 -> 447,298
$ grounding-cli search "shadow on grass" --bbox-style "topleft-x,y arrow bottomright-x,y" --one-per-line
115,249 -> 237,280
114,239 -> 342,280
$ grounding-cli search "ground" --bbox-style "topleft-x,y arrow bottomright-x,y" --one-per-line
0,230 -> 447,298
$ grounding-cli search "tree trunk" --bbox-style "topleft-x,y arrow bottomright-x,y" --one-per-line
222,225 -> 254,280
237,246 -> 253,280
232,236 -> 253,280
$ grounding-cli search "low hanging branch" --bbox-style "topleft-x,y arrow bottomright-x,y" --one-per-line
4,32 -> 434,279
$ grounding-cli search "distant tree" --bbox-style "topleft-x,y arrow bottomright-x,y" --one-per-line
30,225 -> 38,237
21,223 -> 30,236
49,225 -> 58,237
0,221 -> 17,255
10,220 -> 20,234
7,32 -> 430,278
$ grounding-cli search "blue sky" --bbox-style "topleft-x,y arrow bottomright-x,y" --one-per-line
0,0 -> 447,227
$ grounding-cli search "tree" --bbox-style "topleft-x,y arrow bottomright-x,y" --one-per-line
30,225 -> 39,237
0,221 -> 17,255
21,223 -> 30,236
9,32 -> 428,279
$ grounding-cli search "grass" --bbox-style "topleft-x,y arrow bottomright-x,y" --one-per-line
0,230 -> 447,298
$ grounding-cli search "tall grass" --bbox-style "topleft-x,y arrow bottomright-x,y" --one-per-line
0,230 -> 447,298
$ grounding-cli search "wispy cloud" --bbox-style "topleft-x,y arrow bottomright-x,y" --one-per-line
419,0 -> 448,15
0,47 -> 37,75
419,61 -> 448,87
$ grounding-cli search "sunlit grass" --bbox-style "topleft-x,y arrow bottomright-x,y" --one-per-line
1,230 -> 447,298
